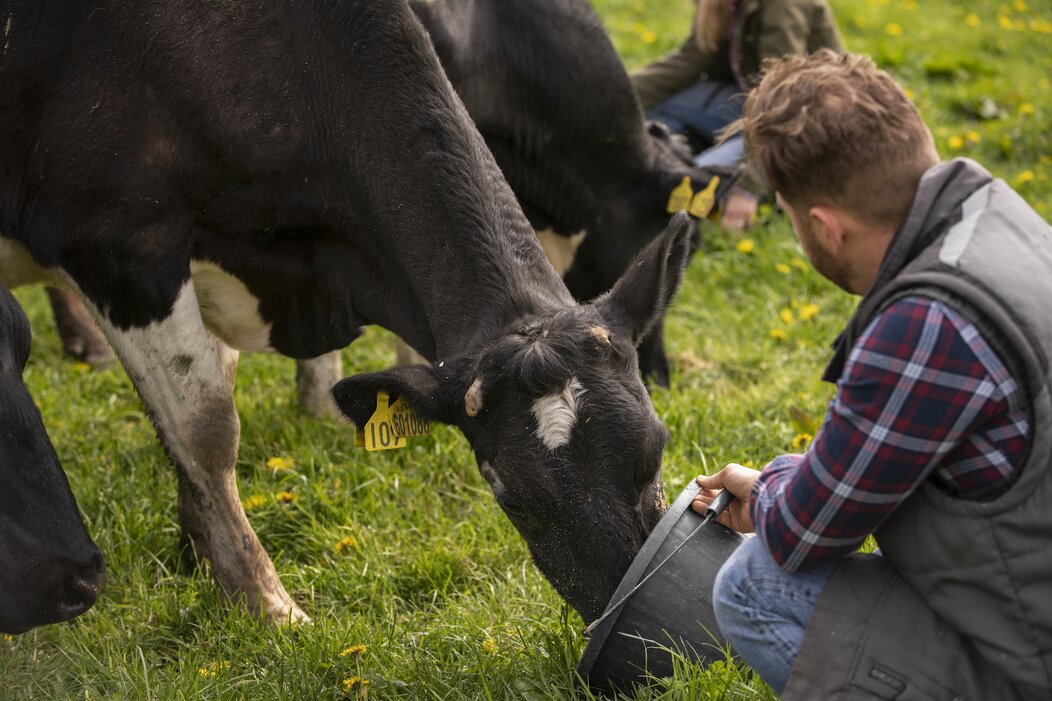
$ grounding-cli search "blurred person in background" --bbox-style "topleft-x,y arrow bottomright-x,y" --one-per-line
632,0 -> 841,230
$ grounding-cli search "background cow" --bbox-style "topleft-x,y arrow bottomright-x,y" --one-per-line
409,0 -> 732,386
1,0 -> 687,624
0,285 -> 104,634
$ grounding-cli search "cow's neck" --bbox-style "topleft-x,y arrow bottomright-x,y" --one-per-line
350,142 -> 574,362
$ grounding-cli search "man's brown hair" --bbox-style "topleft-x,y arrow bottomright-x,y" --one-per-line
732,49 -> 939,228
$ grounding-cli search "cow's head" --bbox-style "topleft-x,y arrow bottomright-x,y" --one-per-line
333,214 -> 693,622
0,287 -> 105,634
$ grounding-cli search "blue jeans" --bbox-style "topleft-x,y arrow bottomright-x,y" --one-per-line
647,80 -> 745,170
712,537 -> 838,694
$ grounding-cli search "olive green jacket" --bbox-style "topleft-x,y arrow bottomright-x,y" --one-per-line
631,0 -> 842,110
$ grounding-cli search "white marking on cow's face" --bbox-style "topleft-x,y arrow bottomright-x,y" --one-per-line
535,229 -> 587,277
190,260 -> 274,352
532,378 -> 585,450
478,460 -> 506,499
0,234 -> 49,288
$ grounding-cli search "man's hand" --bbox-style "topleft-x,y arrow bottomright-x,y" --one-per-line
691,463 -> 762,533
721,189 -> 759,230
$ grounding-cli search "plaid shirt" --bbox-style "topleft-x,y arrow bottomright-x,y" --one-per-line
751,296 -> 1031,572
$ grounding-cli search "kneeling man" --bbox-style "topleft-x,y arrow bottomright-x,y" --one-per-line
695,49 -> 1052,700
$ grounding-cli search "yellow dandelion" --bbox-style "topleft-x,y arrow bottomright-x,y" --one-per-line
852,15 -> 869,28
779,308 -> 795,325
333,535 -> 358,554
742,460 -> 755,468
884,22 -> 903,36
791,258 -> 809,271
1019,102 -> 1036,115
266,456 -> 295,472
965,13 -> 981,27
1013,0 -> 1027,12
242,494 -> 267,511
73,362 -> 92,373
1014,170 -> 1035,187
799,303 -> 820,321
274,491 -> 298,503
903,87 -> 915,101
736,238 -> 755,254
947,135 -> 965,150
966,130 -> 981,143
1031,19 -> 1052,33
791,433 -> 813,451
775,263 -> 791,274
342,676 -> 369,692
903,0 -> 917,10
198,661 -> 230,678
339,644 -> 368,657
790,298 -> 800,309
641,31 -> 657,43
998,14 -> 1014,29
770,328 -> 788,342
482,638 -> 497,653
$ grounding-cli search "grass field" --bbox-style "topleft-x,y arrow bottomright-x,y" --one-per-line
4,0 -> 1050,698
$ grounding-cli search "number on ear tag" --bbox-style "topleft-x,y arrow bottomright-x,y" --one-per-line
689,176 -> 720,218
363,390 -> 406,451
666,176 -> 694,213
389,396 -> 431,437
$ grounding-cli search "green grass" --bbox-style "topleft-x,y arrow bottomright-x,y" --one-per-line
4,0 -> 1050,698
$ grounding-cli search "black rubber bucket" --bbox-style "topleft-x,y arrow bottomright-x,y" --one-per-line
576,481 -> 747,694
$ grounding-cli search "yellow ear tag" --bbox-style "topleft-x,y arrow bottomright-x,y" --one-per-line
363,390 -> 406,452
354,428 -> 366,448
389,395 -> 431,437
689,175 -> 720,218
666,176 -> 694,213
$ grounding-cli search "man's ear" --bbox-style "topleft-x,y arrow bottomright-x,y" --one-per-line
593,211 -> 693,346
809,205 -> 847,255
331,364 -> 463,428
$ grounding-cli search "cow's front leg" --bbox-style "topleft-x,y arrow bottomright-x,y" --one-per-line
93,282 -> 309,624
177,341 -> 239,565
295,351 -> 342,419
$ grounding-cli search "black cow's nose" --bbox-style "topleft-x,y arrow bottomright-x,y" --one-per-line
53,550 -> 106,621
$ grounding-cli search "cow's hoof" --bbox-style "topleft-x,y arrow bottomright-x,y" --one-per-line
266,598 -> 312,626
47,287 -> 116,367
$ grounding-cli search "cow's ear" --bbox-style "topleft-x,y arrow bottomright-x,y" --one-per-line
331,364 -> 463,428
594,211 -> 692,346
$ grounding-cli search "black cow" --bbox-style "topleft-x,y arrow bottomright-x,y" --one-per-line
0,286 -> 104,633
38,0 -> 729,407
410,0 -> 731,385
1,0 -> 687,623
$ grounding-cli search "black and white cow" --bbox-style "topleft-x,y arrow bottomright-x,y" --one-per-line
1,0 -> 688,623
0,286 -> 104,633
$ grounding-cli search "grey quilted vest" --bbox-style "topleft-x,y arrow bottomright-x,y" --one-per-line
783,159 -> 1052,700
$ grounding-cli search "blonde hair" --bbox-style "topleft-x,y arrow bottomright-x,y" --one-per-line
732,50 -> 939,228
694,0 -> 730,53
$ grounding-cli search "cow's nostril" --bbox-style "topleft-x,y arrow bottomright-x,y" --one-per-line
54,552 -> 106,620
